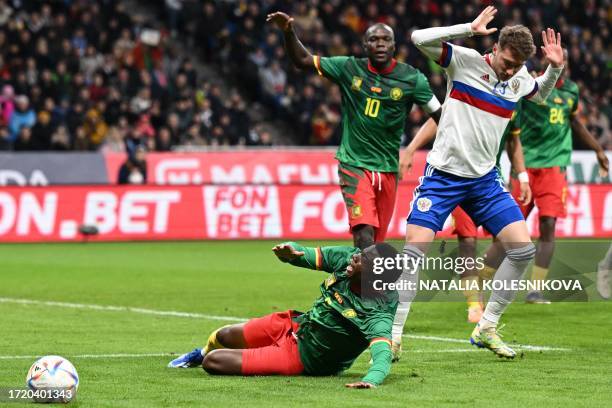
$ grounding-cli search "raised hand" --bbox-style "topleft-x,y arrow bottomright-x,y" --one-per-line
541,28 -> 564,68
470,6 -> 498,36
272,244 -> 304,261
266,11 -> 294,31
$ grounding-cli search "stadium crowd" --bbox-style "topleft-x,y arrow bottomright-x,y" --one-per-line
0,0 -> 264,154
0,0 -> 609,151
180,0 -> 610,148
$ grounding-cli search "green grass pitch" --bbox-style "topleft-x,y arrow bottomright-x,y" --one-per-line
0,241 -> 610,407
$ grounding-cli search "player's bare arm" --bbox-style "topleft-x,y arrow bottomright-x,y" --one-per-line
570,115 -> 609,177
266,12 -> 316,72
506,135 -> 532,205
399,118 -> 437,180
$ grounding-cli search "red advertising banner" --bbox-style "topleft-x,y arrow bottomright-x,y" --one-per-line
0,184 -> 610,242
104,151 -> 429,185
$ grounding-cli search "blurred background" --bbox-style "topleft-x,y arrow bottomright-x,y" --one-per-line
0,0 -> 608,153
0,0 -> 609,242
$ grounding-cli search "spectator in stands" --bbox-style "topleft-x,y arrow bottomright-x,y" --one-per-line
118,145 -> 147,185
8,95 -> 36,143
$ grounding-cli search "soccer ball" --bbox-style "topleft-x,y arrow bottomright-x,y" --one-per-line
26,355 -> 79,403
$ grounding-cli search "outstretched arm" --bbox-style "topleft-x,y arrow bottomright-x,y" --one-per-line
571,116 -> 609,178
273,242 -> 358,273
399,118 -> 437,180
411,6 -> 498,62
267,12 -> 316,72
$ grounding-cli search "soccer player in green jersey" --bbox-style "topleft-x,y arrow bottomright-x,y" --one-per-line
168,242 -> 402,389
267,11 -> 442,249
508,51 -> 609,303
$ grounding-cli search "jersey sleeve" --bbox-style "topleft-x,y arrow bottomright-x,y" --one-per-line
523,65 -> 564,103
315,56 -> 349,83
361,317 -> 393,386
413,71 -> 441,113
281,241 -> 358,273
411,24 -> 476,75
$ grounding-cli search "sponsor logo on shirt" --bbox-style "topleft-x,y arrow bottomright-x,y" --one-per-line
417,197 -> 432,212
333,292 -> 344,304
480,73 -> 490,82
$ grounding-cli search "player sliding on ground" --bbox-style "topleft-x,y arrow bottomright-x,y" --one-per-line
393,6 -> 565,360
267,11 -> 442,250
169,242 -> 402,389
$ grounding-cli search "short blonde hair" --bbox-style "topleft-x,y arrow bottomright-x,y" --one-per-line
498,25 -> 536,60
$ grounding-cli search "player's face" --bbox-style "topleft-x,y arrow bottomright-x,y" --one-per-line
346,253 -> 363,277
492,45 -> 525,81
364,28 -> 395,66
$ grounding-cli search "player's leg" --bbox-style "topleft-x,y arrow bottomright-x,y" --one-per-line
373,171 -> 399,242
464,170 -> 535,358
451,207 -> 483,323
525,167 -> 567,304
526,216 -> 555,304
167,323 -> 245,368
353,224 -> 375,249
597,244 -> 612,299
338,162 -> 378,249
392,165 -> 464,361
169,310 -> 299,368
202,349 -> 243,375
205,312 -> 303,376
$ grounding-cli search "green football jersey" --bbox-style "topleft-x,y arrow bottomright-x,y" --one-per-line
316,56 -> 435,172
280,242 -> 398,386
519,79 -> 579,168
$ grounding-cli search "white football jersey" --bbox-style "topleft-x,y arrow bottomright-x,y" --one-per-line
427,43 -> 538,178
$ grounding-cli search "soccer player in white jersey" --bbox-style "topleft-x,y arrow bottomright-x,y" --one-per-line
392,7 -> 565,360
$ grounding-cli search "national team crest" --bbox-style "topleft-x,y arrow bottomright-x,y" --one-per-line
342,309 -> 357,318
351,76 -> 363,91
417,197 -> 432,212
351,204 -> 362,218
511,79 -> 520,94
390,87 -> 403,100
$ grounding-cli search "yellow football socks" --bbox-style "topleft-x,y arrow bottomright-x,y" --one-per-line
204,326 -> 229,354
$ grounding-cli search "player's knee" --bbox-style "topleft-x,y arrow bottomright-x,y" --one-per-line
202,350 -> 224,374
216,326 -> 232,346
353,225 -> 375,249
506,243 -> 536,263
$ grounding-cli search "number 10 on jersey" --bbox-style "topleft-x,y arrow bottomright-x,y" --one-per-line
364,97 -> 380,118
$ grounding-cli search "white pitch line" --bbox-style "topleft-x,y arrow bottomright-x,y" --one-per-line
0,353 -> 173,360
0,297 -> 247,323
404,334 -> 571,352
0,297 -> 570,352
